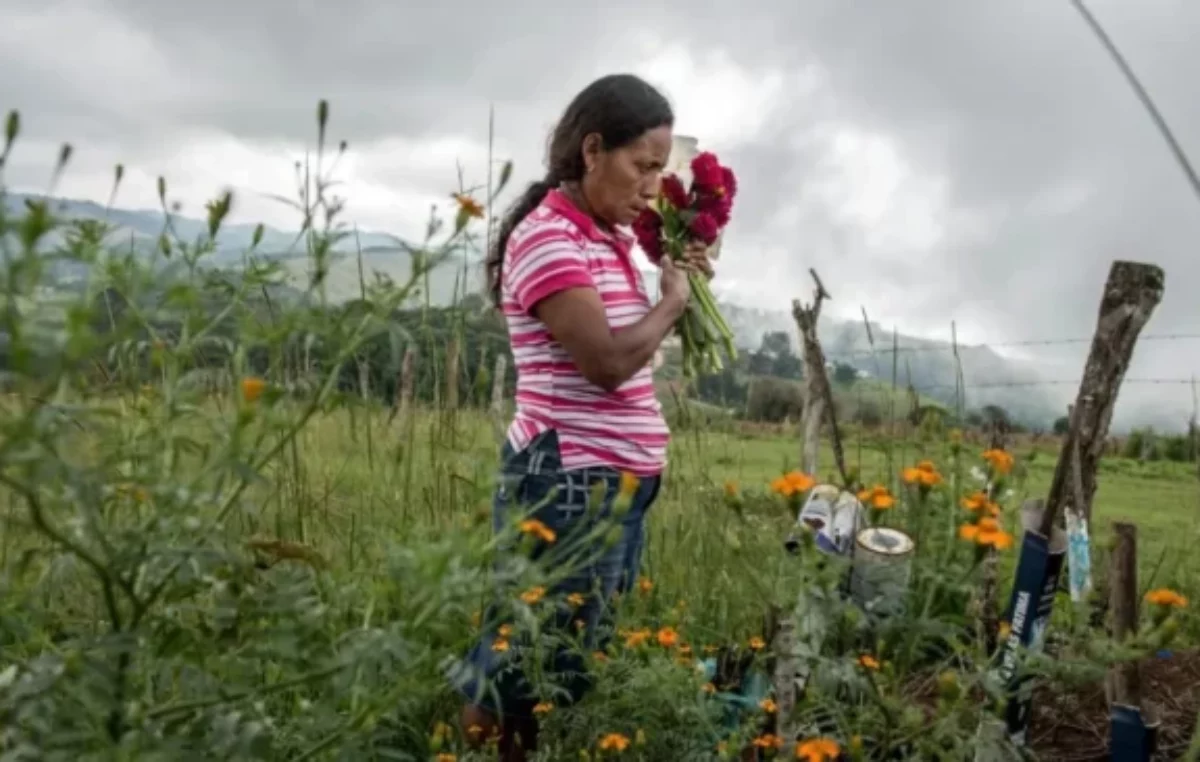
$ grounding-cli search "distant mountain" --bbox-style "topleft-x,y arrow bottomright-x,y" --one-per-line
3,192 -> 484,306
3,193 -> 402,262
719,304 -> 1062,427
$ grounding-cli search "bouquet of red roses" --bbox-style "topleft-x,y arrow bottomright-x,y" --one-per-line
633,151 -> 738,377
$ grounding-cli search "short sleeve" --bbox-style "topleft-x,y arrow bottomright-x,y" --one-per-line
506,226 -> 594,313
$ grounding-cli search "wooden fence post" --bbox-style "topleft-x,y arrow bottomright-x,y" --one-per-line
444,335 -> 460,412
996,260 -> 1164,748
1107,520 -> 1160,760
1039,261 -> 1165,537
1108,522 -> 1140,705
791,269 -> 849,486
394,345 -> 415,424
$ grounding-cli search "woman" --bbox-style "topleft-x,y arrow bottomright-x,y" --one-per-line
448,73 -> 711,759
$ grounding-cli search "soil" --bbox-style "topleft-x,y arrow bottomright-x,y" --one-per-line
1028,648 -> 1200,761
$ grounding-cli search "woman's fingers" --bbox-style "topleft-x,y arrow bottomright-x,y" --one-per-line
683,243 -> 714,279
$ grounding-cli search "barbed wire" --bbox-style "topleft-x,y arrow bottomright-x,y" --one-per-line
909,377 -> 1195,391
821,332 -> 1200,361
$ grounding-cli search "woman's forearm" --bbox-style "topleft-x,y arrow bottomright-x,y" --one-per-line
601,294 -> 687,388
535,289 -> 688,393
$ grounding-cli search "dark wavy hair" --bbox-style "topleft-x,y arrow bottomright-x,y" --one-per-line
486,73 -> 674,306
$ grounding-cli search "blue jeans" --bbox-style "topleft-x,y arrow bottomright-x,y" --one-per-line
447,429 -> 662,718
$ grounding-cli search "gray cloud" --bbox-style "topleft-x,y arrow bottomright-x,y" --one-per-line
3,0 -> 1199,425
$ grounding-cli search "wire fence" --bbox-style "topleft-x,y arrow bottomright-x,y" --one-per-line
811,329 -> 1199,424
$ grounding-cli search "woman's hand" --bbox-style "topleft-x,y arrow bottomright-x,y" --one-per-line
680,241 -> 714,280
658,256 -> 691,310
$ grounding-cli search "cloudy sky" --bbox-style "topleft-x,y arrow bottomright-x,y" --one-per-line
3,0 -> 1199,422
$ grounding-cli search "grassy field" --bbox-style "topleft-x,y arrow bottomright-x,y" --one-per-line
286,404 -> 1200,595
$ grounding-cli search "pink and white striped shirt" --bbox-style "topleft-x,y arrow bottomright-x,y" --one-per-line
501,189 -> 669,477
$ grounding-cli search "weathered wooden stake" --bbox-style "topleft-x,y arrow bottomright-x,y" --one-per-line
1039,261 -> 1165,536
489,352 -> 507,417
791,269 -> 848,485
356,356 -> 371,401
444,335 -> 461,411
395,345 -> 416,423
489,352 -> 508,443
1107,521 -> 1140,705
768,604 -> 797,748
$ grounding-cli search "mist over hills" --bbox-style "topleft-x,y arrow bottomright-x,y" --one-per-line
10,193 -> 1188,431
718,304 -> 1065,428
4,192 -> 481,305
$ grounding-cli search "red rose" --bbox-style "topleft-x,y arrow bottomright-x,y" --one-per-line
689,211 -> 720,245
690,152 -> 724,191
633,209 -> 665,262
721,166 -> 737,201
695,191 -> 731,227
659,174 -> 689,210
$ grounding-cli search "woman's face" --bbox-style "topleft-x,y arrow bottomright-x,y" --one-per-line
583,125 -> 673,227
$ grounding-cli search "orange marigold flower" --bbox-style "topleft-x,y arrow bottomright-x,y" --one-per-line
723,480 -> 739,498
624,628 -> 651,648
567,592 -> 586,608
452,192 -> 485,219
518,519 -> 557,543
903,461 -> 943,487
491,637 -> 510,652
858,654 -> 880,670
960,492 -> 987,511
533,701 -> 553,716
434,754 -> 457,762
998,620 -> 1012,641
748,636 -> 766,651
498,623 -> 512,638
857,484 -> 895,510
977,517 -> 1000,533
520,586 -> 545,606
240,376 -> 266,403
958,524 -> 980,542
656,627 -> 679,648
1145,588 -> 1189,608
771,470 -> 816,497
795,737 -> 841,762
702,682 -> 716,695
982,448 -> 1014,475
759,697 -> 778,713
752,734 -> 783,749
977,529 -> 1015,551
961,491 -> 1002,516
638,577 -> 654,595
598,732 -> 631,752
